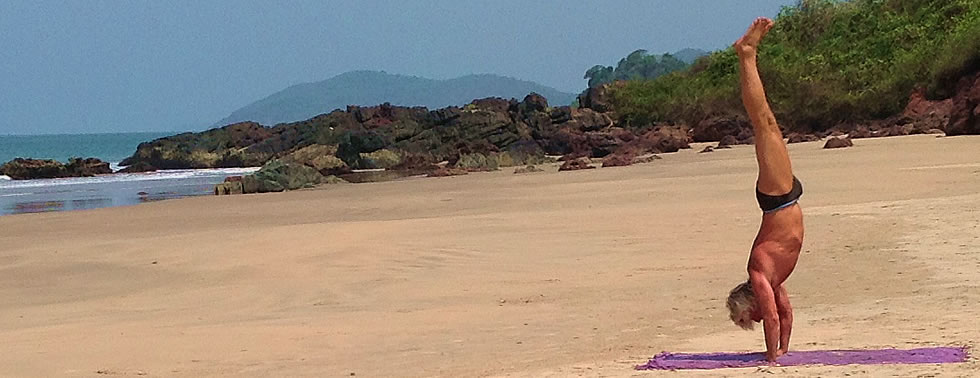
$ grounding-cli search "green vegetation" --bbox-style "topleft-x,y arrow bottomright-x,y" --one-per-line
584,50 -> 690,88
609,0 -> 980,130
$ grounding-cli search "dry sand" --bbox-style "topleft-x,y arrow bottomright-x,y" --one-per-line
1,135 -> 978,377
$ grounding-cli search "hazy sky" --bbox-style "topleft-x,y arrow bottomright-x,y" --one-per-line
0,0 -> 796,135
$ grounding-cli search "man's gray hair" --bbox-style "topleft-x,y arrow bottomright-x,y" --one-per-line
727,281 -> 756,330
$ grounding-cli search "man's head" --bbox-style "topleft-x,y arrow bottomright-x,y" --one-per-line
727,281 -> 760,330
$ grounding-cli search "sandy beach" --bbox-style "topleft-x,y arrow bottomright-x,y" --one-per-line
1,135 -> 978,377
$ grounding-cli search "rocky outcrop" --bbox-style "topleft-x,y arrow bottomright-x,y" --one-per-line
121,122 -> 274,170
692,116 -> 752,143
118,161 -> 157,173
214,176 -> 245,195
559,158 -> 595,171
238,160 -> 324,194
0,157 -> 112,180
786,133 -> 820,144
717,135 -> 740,148
359,149 -> 402,170
65,158 -> 112,177
602,153 -> 636,167
824,137 -> 854,149
120,92 -> 694,180
578,82 -> 618,113
281,144 -> 350,175
947,72 -> 980,135
0,159 -> 66,180
903,90 -> 953,132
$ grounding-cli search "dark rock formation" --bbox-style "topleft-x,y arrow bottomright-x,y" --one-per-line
602,153 -> 635,168
237,160 -> 324,194
559,158 -> 595,171
718,135 -> 740,147
947,72 -> 980,136
578,83 -> 617,113
786,133 -> 820,144
847,125 -> 874,139
118,161 -> 158,173
0,157 -> 112,180
0,158 -> 66,180
903,90 -> 953,132
824,137 -> 854,149
65,158 -> 112,177
692,116 -> 751,143
633,155 -> 662,164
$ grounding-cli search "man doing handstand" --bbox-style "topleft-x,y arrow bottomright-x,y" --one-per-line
725,17 -> 805,363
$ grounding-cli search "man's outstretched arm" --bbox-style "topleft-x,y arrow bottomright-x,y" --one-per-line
749,270 -> 781,362
776,285 -> 793,355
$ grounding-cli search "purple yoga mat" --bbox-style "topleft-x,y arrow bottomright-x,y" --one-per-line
636,347 -> 968,370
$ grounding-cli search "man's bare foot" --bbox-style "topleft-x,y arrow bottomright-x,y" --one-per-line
734,17 -> 774,58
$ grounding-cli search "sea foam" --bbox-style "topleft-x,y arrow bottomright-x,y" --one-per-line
0,167 -> 259,189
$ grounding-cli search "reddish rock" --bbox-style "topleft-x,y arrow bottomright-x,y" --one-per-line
520,93 -> 549,113
903,90 -> 953,132
569,108 -> 614,132
558,158 -> 595,171
693,116 -> 751,143
947,72 -> 980,136
787,133 -> 820,144
824,137 -> 854,149
884,124 -> 914,137
602,153 -> 635,168
633,155 -> 662,164
718,135 -> 740,148
699,146 -> 715,153
578,82 -> 619,113
470,97 -> 515,113
847,125 -> 874,139
614,126 -> 690,157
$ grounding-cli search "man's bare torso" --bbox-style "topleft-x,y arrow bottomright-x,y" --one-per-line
749,203 -> 804,288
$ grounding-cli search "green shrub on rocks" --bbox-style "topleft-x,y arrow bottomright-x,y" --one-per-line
454,153 -> 499,171
359,149 -> 402,169
236,160 -> 324,194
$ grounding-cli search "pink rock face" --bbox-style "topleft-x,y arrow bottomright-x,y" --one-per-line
636,347 -> 968,370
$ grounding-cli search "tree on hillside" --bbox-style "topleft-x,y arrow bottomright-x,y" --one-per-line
584,50 -> 689,88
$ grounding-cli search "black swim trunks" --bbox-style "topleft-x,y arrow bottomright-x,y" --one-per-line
757,176 -> 803,213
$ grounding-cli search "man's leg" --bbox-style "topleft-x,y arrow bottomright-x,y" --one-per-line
735,18 -> 794,195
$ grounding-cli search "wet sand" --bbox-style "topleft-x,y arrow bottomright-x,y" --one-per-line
1,135 -> 978,377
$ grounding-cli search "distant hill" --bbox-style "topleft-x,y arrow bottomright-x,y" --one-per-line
672,48 -> 709,64
216,71 -> 577,126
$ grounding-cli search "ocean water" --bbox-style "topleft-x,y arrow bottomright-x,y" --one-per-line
0,133 -> 258,216
0,132 -> 174,164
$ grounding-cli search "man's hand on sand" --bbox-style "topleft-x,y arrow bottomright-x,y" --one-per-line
734,17 -> 774,58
